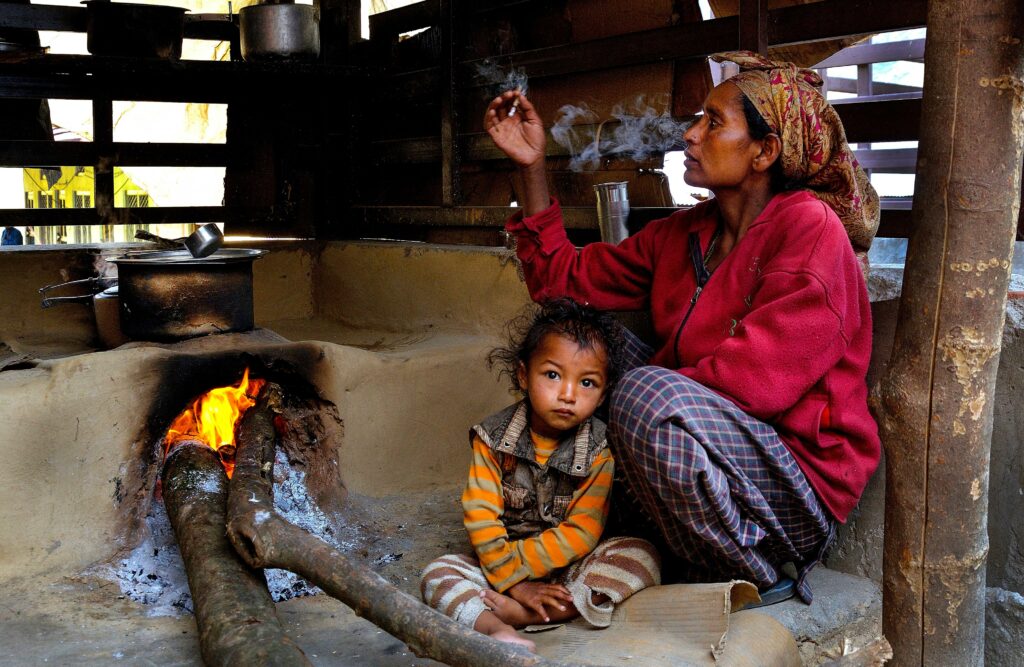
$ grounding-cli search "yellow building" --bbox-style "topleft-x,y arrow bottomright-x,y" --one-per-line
22,166 -> 159,244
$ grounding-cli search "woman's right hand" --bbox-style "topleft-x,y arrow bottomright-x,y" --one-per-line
484,91 -> 546,171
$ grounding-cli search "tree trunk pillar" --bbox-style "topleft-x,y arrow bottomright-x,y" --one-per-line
877,1 -> 1024,664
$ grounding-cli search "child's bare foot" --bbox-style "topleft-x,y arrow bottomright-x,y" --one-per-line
480,589 -> 535,626
488,626 -> 536,652
473,610 -> 536,652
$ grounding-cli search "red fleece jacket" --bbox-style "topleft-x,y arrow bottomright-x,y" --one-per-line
505,191 -> 880,522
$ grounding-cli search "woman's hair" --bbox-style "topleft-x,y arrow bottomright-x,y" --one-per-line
488,297 -> 625,393
739,92 -> 793,193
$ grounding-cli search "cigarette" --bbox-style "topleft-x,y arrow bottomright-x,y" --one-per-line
507,89 -> 522,117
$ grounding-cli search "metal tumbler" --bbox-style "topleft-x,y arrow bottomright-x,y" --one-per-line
594,181 -> 630,245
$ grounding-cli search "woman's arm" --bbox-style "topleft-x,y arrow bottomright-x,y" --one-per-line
484,92 -> 549,216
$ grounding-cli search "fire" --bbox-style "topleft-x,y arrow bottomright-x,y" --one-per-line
163,368 -> 266,478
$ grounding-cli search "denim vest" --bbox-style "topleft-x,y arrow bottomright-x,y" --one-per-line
471,401 -> 608,540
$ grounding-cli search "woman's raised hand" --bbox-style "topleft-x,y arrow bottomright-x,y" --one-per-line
484,91 -> 546,170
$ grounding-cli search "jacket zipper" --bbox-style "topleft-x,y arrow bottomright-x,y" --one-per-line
673,228 -> 718,367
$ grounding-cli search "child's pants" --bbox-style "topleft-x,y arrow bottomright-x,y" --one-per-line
420,536 -> 660,629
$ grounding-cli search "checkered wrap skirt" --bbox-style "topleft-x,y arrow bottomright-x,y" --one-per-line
607,331 -> 834,603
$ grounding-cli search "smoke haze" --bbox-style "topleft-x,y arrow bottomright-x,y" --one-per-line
550,97 -> 692,172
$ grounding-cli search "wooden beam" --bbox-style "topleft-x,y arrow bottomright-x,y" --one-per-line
369,0 -> 438,41
0,141 -> 230,167
0,206 -> 228,226
350,205 -> 914,237
814,38 -> 926,68
768,0 -> 927,45
833,97 -> 921,143
439,0 -> 459,206
0,56 -> 351,103
738,0 -> 768,56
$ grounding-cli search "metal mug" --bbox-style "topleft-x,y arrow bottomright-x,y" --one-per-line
594,181 -> 630,245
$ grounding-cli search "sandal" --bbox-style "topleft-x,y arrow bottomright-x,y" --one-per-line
745,576 -> 796,609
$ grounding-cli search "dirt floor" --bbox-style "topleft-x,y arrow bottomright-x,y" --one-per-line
0,487 -> 466,667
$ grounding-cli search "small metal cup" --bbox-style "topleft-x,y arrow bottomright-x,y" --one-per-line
594,181 -> 630,245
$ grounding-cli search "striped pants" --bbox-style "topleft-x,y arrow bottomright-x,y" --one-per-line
607,331 -> 834,603
420,536 -> 660,628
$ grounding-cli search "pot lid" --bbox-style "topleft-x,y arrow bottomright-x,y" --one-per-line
108,248 -> 267,265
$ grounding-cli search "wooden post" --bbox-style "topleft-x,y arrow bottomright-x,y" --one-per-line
876,0 -> 1024,664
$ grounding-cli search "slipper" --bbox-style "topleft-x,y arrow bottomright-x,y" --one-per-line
745,576 -> 796,609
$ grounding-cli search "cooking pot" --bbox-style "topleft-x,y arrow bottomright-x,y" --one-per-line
107,248 -> 267,341
83,0 -> 187,60
39,276 -> 128,349
239,1 -> 320,62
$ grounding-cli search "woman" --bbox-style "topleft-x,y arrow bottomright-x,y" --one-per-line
483,51 -> 881,605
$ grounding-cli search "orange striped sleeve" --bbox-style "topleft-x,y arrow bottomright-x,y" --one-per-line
511,447 -> 614,580
461,436 -> 531,591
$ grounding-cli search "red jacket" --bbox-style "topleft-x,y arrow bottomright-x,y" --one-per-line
506,191 -> 880,523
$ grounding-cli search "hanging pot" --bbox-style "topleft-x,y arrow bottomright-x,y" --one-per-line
239,1 -> 320,62
107,248 -> 267,341
83,0 -> 187,60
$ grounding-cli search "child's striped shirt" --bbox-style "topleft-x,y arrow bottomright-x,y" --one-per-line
461,432 -> 614,592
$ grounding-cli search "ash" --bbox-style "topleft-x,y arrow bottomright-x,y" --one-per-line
104,448 -> 363,612
264,449 -> 361,602
105,499 -> 193,617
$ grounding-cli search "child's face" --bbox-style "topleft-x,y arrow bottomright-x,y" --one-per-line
516,333 -> 608,440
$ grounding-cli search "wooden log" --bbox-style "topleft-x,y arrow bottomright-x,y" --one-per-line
226,383 -> 574,667
876,0 -> 1024,664
162,441 -> 311,667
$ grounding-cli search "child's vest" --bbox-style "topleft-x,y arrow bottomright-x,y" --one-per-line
471,401 -> 607,540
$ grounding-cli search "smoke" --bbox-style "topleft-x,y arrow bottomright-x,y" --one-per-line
475,59 -> 529,98
550,97 -> 692,172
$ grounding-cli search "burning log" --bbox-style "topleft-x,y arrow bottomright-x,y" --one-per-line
226,383 -> 570,667
162,441 -> 311,666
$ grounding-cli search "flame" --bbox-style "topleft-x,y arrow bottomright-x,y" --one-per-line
163,368 -> 266,478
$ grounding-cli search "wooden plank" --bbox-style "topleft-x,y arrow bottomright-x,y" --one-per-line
834,97 -> 921,143
824,76 -> 919,96
0,4 -> 235,41
769,0 -> 927,45
0,141 -> 230,167
369,0 -> 438,40
855,147 -> 917,172
351,205 -> 912,237
439,0 -> 458,206
0,3 -> 86,32
814,38 -> 926,68
0,205 -> 228,226
738,0 -> 768,56
0,55 -> 350,103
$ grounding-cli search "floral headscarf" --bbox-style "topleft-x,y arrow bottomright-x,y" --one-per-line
711,51 -> 880,259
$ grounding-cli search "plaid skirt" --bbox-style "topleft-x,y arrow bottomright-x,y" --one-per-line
607,331 -> 834,603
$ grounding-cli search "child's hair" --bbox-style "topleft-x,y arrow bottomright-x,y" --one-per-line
488,297 -> 625,393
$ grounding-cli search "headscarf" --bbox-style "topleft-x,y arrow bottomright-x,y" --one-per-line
710,51 -> 880,259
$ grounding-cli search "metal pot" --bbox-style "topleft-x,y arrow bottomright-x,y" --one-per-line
83,0 -> 187,60
107,248 -> 267,341
239,2 -> 320,62
39,276 -> 128,349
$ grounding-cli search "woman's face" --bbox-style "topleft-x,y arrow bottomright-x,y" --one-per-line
682,81 -> 764,191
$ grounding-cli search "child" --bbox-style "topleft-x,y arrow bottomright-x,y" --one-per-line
420,297 -> 660,651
